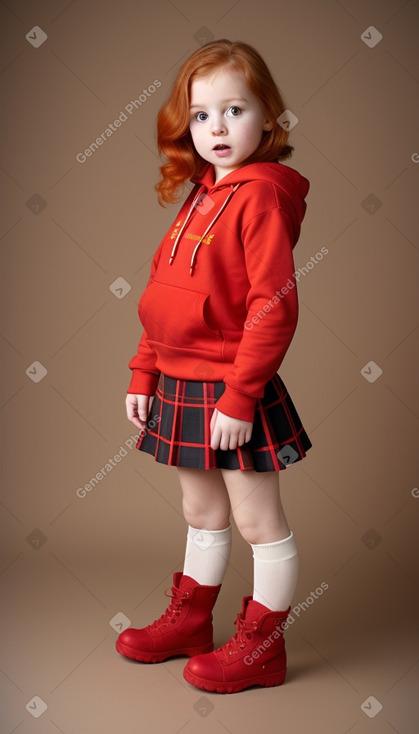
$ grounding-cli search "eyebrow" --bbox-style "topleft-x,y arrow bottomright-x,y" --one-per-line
190,98 -> 248,110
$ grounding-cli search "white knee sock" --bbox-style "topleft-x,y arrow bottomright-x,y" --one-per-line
183,524 -> 232,586
250,530 -> 299,611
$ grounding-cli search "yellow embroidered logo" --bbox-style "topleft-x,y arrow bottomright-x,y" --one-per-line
185,233 -> 215,245
169,220 -> 184,239
169,219 -> 215,246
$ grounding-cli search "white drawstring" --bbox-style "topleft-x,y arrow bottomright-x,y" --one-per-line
189,183 -> 241,275
168,183 -> 241,275
168,186 -> 205,265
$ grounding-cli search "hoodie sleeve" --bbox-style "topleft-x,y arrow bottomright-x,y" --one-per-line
127,328 -> 161,395
213,204 -> 299,422
126,241 -> 166,396
126,187 -> 202,396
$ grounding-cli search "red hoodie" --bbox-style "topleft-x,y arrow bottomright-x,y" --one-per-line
127,160 -> 310,423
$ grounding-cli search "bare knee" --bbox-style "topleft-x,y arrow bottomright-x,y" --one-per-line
235,520 -> 264,545
221,469 -> 289,544
234,516 -> 287,545
177,467 -> 231,530
182,496 -> 230,530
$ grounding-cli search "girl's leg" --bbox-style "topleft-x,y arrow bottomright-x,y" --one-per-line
177,467 -> 232,586
219,468 -> 289,543
116,467 -> 231,662
220,468 -> 298,611
177,466 -> 231,530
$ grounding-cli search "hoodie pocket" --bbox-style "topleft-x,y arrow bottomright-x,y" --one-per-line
138,279 -> 222,349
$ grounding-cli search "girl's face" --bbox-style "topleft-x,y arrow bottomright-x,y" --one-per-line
189,67 -> 273,183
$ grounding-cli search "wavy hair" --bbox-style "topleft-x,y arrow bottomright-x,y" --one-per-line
155,39 -> 294,206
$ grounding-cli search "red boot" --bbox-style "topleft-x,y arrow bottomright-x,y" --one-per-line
183,596 -> 291,693
116,572 -> 221,663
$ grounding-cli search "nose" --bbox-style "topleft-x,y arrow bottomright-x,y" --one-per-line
211,115 -> 227,136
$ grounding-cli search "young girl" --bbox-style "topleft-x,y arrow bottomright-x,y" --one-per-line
116,39 -> 312,694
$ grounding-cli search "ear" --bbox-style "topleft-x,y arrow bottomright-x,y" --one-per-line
262,119 -> 274,131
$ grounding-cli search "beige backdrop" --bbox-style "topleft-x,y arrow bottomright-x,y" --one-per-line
1,1 -> 418,732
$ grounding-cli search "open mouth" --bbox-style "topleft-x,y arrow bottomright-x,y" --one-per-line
213,144 -> 230,150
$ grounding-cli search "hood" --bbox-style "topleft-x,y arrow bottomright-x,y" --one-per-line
192,160 -> 310,234
169,160 -> 310,275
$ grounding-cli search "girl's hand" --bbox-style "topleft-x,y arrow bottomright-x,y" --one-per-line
125,393 -> 154,431
210,408 -> 253,451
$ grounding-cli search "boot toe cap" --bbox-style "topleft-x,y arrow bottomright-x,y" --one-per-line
184,652 -> 223,681
117,627 -> 153,654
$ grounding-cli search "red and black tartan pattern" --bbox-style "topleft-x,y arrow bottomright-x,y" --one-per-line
136,373 -> 312,472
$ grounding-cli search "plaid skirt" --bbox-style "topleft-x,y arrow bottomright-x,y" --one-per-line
135,372 -> 312,472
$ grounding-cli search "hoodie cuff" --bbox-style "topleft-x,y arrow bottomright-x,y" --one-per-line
214,386 -> 258,423
127,369 -> 160,396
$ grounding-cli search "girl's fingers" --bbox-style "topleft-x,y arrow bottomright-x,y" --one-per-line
126,393 -> 153,425
220,430 -> 231,452
209,409 -> 253,451
210,413 -> 221,450
210,409 -> 218,448
126,400 -> 146,430
210,428 -> 220,450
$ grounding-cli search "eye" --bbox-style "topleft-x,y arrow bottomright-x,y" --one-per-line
195,112 -> 208,122
227,106 -> 242,116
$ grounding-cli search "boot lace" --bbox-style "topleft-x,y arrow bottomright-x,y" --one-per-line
149,586 -> 189,629
217,611 -> 258,659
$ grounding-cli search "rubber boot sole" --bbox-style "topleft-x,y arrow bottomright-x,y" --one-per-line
183,665 -> 287,693
115,638 -> 213,663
